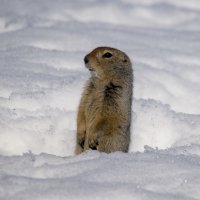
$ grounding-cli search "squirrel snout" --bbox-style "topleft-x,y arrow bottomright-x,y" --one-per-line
84,56 -> 89,64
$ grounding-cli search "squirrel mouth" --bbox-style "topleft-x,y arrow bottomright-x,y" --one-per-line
88,68 -> 95,72
88,68 -> 98,78
86,66 -> 98,77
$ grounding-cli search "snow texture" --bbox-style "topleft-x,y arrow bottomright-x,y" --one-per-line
0,0 -> 200,199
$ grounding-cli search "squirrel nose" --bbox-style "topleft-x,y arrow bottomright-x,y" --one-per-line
84,56 -> 89,64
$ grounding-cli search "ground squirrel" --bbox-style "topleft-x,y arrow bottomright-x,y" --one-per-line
75,47 -> 133,154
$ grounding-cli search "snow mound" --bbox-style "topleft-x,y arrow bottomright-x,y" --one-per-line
1,147 -> 200,200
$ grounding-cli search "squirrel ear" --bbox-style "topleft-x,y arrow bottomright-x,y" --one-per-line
123,55 -> 128,63
123,58 -> 127,63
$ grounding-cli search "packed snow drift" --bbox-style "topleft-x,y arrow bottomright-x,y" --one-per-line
0,0 -> 200,199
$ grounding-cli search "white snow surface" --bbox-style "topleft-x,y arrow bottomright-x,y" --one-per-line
0,0 -> 200,199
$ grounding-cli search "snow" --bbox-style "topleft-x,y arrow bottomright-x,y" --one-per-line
1,148 -> 200,200
0,0 -> 200,199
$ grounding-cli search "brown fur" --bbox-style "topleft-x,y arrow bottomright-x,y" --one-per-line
75,47 -> 133,154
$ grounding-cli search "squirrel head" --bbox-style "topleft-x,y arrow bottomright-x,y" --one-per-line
84,47 -> 132,80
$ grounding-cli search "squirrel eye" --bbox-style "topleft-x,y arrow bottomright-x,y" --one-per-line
103,52 -> 113,58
